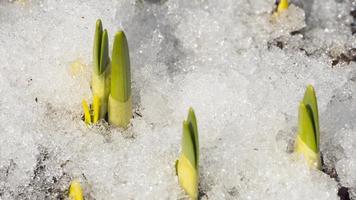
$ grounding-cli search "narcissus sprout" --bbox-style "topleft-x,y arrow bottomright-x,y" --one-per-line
92,19 -> 111,120
108,31 -> 132,128
277,0 -> 289,13
82,96 -> 100,125
175,108 -> 199,199
295,85 -> 321,170
69,179 -> 84,200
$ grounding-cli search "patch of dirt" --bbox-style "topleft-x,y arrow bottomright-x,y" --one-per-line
330,48 -> 356,67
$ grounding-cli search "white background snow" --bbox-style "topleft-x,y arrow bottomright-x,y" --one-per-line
0,0 -> 356,199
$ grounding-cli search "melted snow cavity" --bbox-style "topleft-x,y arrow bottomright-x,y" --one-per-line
0,0 -> 356,199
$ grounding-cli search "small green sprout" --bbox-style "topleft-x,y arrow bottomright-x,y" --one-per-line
295,85 -> 321,169
82,95 -> 100,125
92,19 -> 111,120
175,108 -> 199,199
82,100 -> 91,125
108,31 -> 132,128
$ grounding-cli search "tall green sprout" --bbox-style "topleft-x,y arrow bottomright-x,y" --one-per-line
92,19 -> 111,121
295,85 -> 321,169
176,108 -> 199,199
108,31 -> 132,128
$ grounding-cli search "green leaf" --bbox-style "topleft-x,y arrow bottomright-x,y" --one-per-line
187,108 -> 199,168
93,19 -> 103,74
302,85 -> 319,150
181,108 -> 199,169
99,29 -> 109,74
182,120 -> 197,169
298,102 -> 318,153
111,31 -> 131,102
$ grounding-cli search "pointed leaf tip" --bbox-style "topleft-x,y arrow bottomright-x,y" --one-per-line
115,30 -> 125,39
188,107 -> 195,117
99,29 -> 109,74
96,19 -> 102,30
306,85 -> 315,94
113,31 -> 127,48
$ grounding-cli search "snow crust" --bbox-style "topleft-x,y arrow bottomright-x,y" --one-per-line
0,0 -> 355,199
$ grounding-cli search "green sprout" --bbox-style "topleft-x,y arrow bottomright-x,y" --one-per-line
295,85 -> 321,169
108,31 -> 132,128
175,108 -> 199,199
92,19 -> 111,120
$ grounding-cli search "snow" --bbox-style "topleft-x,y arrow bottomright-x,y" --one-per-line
0,0 -> 355,199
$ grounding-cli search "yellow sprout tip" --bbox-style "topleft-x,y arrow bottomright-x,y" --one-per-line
69,180 -> 84,200
277,0 -> 289,13
82,100 -> 91,125
93,95 -> 100,123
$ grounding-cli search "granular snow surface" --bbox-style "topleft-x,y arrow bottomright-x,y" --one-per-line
0,0 -> 356,199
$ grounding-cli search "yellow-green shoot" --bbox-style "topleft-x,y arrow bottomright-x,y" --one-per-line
92,19 -> 111,120
175,108 -> 199,199
69,179 -> 84,200
295,85 -> 321,169
277,0 -> 289,13
108,31 -> 132,128
82,96 -> 100,125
